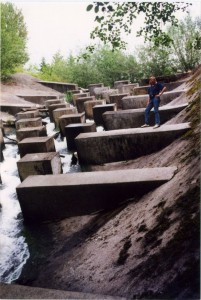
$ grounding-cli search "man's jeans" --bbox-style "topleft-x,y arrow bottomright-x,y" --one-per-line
145,97 -> 160,125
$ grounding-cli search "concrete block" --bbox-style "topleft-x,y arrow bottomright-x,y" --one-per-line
121,90 -> 185,109
88,83 -> 104,96
18,136 -> 56,158
114,80 -> 130,89
16,166 -> 177,222
75,96 -> 95,113
109,93 -> 129,109
93,104 -> 117,126
59,112 -> 86,136
65,122 -> 96,151
93,86 -> 110,98
84,100 -> 106,119
44,99 -> 64,108
53,107 -> 77,127
16,126 -> 47,142
15,117 -> 42,130
17,152 -> 62,181
75,123 -> 190,165
72,93 -> 89,105
101,89 -> 119,103
48,103 -> 69,122
16,110 -> 39,120
118,83 -> 139,94
103,103 -> 188,130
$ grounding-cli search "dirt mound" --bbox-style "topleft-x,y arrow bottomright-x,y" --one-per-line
1,73 -> 61,105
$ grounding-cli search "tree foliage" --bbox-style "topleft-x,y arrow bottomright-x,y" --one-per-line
1,2 -> 29,80
86,2 -> 191,52
167,16 -> 201,72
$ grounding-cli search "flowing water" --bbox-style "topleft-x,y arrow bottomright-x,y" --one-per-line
0,118 -> 102,283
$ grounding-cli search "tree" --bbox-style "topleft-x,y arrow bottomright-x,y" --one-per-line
167,15 -> 201,72
136,43 -> 177,78
86,2 -> 191,52
1,2 -> 28,79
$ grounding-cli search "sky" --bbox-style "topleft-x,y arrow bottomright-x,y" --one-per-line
6,1 -> 201,66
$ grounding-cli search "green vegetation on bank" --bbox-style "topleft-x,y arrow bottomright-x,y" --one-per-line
1,2 -> 29,80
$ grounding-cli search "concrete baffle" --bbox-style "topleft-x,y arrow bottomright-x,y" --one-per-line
48,103 -> 69,122
118,83 -> 139,94
75,96 -> 95,113
101,89 -> 119,103
16,166 -> 177,223
103,103 -> 188,130
65,122 -> 96,151
88,83 -> 104,96
15,117 -> 42,130
44,99 -> 64,108
72,93 -> 89,106
16,110 -> 39,120
93,104 -> 117,126
59,113 -> 86,136
17,152 -> 62,181
121,90 -> 185,109
16,126 -> 47,142
53,107 -> 77,127
18,136 -> 56,158
75,123 -> 190,166
84,99 -> 106,119
114,80 -> 130,89
109,93 -> 128,109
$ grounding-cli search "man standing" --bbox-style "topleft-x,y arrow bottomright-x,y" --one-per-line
141,76 -> 166,129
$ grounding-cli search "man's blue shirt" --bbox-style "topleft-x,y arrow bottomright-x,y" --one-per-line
148,82 -> 164,99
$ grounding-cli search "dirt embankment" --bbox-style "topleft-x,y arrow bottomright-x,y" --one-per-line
0,73 -> 61,122
6,71 -> 200,299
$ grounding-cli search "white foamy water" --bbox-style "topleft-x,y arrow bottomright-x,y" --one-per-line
0,137 -> 30,283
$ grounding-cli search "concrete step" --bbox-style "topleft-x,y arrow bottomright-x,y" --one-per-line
75,123 -> 190,165
103,103 -> 188,130
0,283 -> 125,299
121,90 -> 186,109
16,167 -> 177,222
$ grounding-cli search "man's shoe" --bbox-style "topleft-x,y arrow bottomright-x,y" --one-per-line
141,124 -> 149,128
153,124 -> 160,129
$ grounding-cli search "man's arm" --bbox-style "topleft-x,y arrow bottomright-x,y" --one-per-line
156,86 -> 166,97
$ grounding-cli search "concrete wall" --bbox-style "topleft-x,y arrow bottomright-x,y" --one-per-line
38,81 -> 78,93
103,104 -> 188,130
17,95 -> 60,105
140,72 -> 191,85
1,104 -> 36,115
133,81 -> 186,95
75,123 -> 190,166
